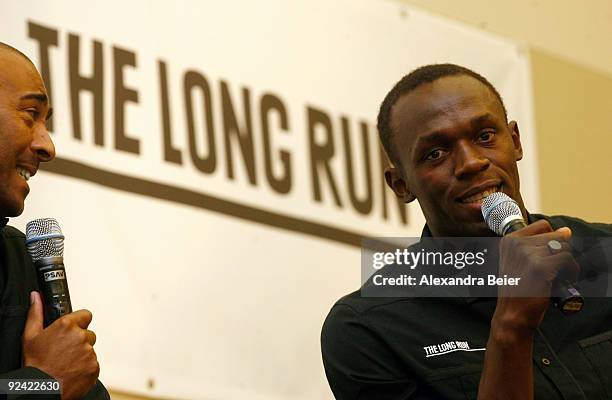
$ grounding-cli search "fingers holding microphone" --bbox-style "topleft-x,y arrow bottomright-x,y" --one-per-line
22,293 -> 100,400
482,193 -> 584,327
518,226 -> 580,296
493,224 -> 581,330
500,225 -> 579,292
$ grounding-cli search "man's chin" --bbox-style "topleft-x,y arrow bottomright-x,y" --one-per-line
0,200 -> 25,218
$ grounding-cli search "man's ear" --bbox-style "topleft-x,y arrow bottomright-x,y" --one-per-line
384,167 -> 416,203
508,120 -> 523,161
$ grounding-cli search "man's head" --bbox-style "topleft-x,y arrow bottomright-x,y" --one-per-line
0,43 -> 55,217
378,64 -> 525,237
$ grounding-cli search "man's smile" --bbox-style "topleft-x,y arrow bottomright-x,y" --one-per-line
455,180 -> 503,220
16,160 -> 38,180
17,167 -> 32,181
456,182 -> 502,205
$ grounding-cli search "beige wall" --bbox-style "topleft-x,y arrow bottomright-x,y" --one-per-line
397,0 -> 612,78
530,49 -> 612,221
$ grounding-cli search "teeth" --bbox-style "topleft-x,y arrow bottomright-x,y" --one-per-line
461,186 -> 499,203
17,168 -> 31,181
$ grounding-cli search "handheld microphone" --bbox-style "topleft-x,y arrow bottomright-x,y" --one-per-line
25,218 -> 73,326
481,193 -> 583,315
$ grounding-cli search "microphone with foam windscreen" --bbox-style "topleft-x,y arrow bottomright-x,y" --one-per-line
25,218 -> 73,327
481,193 -> 583,315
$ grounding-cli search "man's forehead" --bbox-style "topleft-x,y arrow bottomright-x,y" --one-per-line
0,48 -> 46,95
390,75 -> 504,142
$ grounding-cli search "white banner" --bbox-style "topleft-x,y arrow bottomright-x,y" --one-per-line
4,0 -> 538,398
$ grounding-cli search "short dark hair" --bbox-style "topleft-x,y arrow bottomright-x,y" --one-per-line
377,63 -> 507,168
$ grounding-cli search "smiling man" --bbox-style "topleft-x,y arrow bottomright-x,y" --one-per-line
0,46 -> 55,217
321,64 -> 611,399
0,43 -> 109,399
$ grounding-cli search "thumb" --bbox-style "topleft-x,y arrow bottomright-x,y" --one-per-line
556,226 -> 572,241
23,291 -> 44,341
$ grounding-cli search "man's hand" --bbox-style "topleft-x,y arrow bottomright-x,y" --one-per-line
494,219 -> 579,331
22,291 -> 99,400
478,220 -> 580,400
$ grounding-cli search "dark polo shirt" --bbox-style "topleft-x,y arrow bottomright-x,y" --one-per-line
321,214 -> 612,399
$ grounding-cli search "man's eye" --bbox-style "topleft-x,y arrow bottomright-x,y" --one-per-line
478,130 -> 495,142
425,149 -> 444,161
25,108 -> 40,119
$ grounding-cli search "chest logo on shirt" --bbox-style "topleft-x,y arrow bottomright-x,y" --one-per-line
423,340 -> 485,358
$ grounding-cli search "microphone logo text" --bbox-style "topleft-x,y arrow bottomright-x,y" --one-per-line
43,270 -> 66,282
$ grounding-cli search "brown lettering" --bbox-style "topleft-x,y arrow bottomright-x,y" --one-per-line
221,81 -> 256,185
307,106 -> 342,207
260,93 -> 291,194
68,34 -> 104,144
113,46 -> 140,154
184,70 -> 216,173
158,60 -> 182,165
342,117 -> 373,214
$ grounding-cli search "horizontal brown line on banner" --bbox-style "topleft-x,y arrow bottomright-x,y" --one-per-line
40,157 -> 363,247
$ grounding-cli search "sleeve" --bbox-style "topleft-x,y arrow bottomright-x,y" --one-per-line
321,303 -> 419,400
82,380 -> 111,400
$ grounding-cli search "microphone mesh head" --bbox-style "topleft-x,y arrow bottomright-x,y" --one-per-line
481,192 -> 522,235
25,218 -> 64,262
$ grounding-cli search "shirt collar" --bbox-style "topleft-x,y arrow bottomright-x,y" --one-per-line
420,224 -> 433,238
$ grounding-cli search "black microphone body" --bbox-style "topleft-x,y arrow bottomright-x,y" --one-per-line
481,193 -> 584,315
35,257 -> 73,327
26,218 -> 73,327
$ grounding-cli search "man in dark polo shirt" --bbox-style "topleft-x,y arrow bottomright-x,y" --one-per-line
0,43 -> 109,399
321,64 -> 611,399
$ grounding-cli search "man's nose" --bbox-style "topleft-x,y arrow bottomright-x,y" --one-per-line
454,141 -> 489,178
30,124 -> 56,162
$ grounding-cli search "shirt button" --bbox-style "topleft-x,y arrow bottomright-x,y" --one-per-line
541,357 -> 551,366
